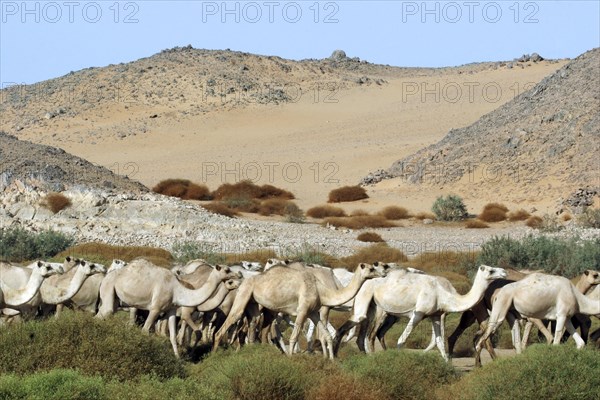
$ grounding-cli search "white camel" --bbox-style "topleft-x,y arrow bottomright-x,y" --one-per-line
0,261 -> 63,307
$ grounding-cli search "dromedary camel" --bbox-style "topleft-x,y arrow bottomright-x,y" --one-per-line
475,271 -> 600,367
213,263 -> 384,359
97,258 -> 240,356
337,265 -> 507,360
0,261 -> 63,307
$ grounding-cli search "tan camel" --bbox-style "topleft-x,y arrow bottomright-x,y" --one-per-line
0,261 -> 63,307
475,271 -> 600,367
97,259 -> 240,356
213,263 -> 384,359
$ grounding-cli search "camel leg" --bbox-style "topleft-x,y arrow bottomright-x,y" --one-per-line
574,314 -> 591,343
167,310 -> 180,358
310,313 -> 334,360
506,313 -> 522,354
55,304 -> 64,318
475,301 -> 509,367
288,311 -> 308,356
430,315 -> 449,361
447,309 -> 476,356
377,314 -> 399,350
142,310 -> 160,333
213,284 -> 253,352
521,319 -> 533,349
397,311 -> 425,349
553,315 -> 568,345
565,319 -> 585,349
96,277 -> 117,319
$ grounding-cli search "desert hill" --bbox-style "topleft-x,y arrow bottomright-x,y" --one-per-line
368,48 -> 599,212
0,47 -> 568,211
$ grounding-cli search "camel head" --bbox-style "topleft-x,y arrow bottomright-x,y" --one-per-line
583,269 -> 600,286
355,263 -> 386,280
264,258 -> 285,271
476,265 -> 507,281
63,256 -> 80,270
108,259 -> 127,274
224,278 -> 243,290
373,261 -> 392,274
34,261 -> 64,277
173,259 -> 210,276
213,264 -> 242,280
241,261 -> 262,271
78,260 -> 107,276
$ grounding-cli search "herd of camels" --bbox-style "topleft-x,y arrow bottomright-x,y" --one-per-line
1,254 -> 599,367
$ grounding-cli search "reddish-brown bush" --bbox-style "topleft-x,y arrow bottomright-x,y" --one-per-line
379,206 -> 410,220
223,196 -> 261,213
258,199 -> 297,216
508,209 -> 531,221
465,220 -> 490,229
153,179 -> 211,200
526,215 -> 543,228
328,186 -> 369,203
324,216 -> 396,229
357,232 -> 385,242
478,203 -> 509,222
413,212 -> 436,220
182,183 -> 212,200
42,192 -> 72,214
341,243 -> 407,267
306,205 -> 347,218
212,180 -> 294,200
202,202 -> 239,218
350,209 -> 370,217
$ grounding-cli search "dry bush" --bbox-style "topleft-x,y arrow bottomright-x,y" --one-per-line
350,209 -> 370,217
324,216 -> 396,229
340,244 -> 407,268
41,192 -> 72,214
224,249 -> 278,265
259,199 -> 297,216
328,186 -> 369,203
478,202 -> 508,222
357,232 -> 385,243
212,180 -> 294,200
54,243 -> 173,268
508,209 -> 531,221
413,212 -> 436,220
223,196 -> 261,213
283,203 -> 306,223
561,213 -> 572,222
307,205 -> 347,218
405,251 -> 476,277
465,220 -> 490,229
526,215 -> 543,228
152,179 -> 211,200
202,202 -> 239,218
378,206 -> 410,220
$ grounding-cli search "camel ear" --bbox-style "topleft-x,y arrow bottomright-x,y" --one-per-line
215,265 -> 222,271
80,261 -> 86,266
383,264 -> 390,270
373,261 -> 379,267
479,266 -> 484,272
284,259 -> 291,265
66,256 -> 71,262
37,261 -> 43,267
360,263 -> 366,269
584,270 -> 590,276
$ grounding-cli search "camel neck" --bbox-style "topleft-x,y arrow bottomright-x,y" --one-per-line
575,277 -> 595,295
40,266 -> 88,304
318,270 -> 364,307
196,284 -> 229,311
442,273 -> 489,312
1,270 -> 45,306
173,271 -> 221,307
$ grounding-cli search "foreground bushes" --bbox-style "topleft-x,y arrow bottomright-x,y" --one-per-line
442,345 -> 600,400
0,312 -> 184,381
0,226 -> 73,262
54,242 -> 173,267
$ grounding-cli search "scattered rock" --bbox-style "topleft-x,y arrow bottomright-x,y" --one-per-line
330,50 -> 347,61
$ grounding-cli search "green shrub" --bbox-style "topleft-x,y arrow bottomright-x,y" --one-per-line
0,312 -> 184,381
431,195 -> 468,221
284,243 -> 336,266
0,226 -> 74,262
171,240 -> 226,265
106,375 -> 222,400
442,345 -> 600,400
284,202 -> 306,223
0,370 -> 105,400
191,345 -> 316,400
341,350 -> 457,400
577,207 -> 600,228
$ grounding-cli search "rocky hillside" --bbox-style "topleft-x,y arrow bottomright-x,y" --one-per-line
0,132 -> 146,192
366,48 -> 599,206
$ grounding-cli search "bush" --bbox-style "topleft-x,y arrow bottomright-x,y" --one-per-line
223,195 -> 261,213
307,205 -> 347,218
224,248 -> 278,265
171,241 -> 225,265
431,195 -> 468,221
0,226 -> 74,262
54,242 -> 173,268
350,209 -> 370,217
465,220 -> 490,229
0,370 -> 105,400
324,216 -> 396,229
342,351 -> 457,400
538,214 -> 564,233
378,206 -> 410,220
258,199 -> 296,216
283,203 -> 306,223
357,232 -> 385,242
577,207 -> 600,228
0,312 -> 184,381
152,179 -> 212,200
525,215 -> 543,228
284,243 -> 338,266
328,186 -> 369,203
202,201 -> 239,218
340,244 -> 407,268
478,203 -> 508,222
442,345 -> 600,400
41,192 -> 72,214
413,211 -> 436,220
212,180 -> 294,200
507,209 -> 530,221
309,373 -> 383,400
192,345 -> 316,400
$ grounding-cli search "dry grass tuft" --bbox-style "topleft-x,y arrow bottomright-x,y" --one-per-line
41,192 -> 72,214
465,219 -> 490,229
350,209 -> 370,217
478,203 -> 508,222
508,209 -> 531,221
340,244 -> 407,268
202,202 -> 239,218
212,180 -> 294,200
356,232 -> 385,243
307,205 -> 347,218
152,179 -> 211,200
54,242 -> 173,267
526,215 -> 543,228
328,186 -> 369,203
223,196 -> 261,213
378,206 -> 410,220
324,216 -> 396,230
413,212 -> 436,220
258,199 -> 298,216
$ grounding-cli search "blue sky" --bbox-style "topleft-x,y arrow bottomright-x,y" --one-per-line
1,1 -> 599,84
